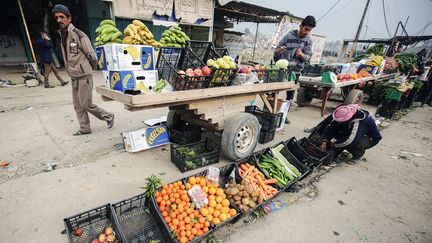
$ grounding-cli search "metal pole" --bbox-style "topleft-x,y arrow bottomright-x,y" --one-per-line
208,0 -> 215,42
348,0 -> 371,61
17,0 -> 38,68
252,22 -> 259,62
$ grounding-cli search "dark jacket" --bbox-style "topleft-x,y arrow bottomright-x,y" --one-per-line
36,38 -> 53,64
322,109 -> 382,149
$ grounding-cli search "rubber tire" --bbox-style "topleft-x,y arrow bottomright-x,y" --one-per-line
221,113 -> 260,161
344,89 -> 364,105
297,87 -> 314,107
166,110 -> 180,127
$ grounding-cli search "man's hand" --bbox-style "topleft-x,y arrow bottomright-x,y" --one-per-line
43,34 -> 50,41
320,142 -> 327,152
275,46 -> 286,55
296,48 -> 305,60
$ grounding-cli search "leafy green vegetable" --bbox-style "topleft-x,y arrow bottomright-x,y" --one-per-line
185,160 -> 197,169
394,53 -> 417,75
141,174 -> 162,198
366,44 -> 385,56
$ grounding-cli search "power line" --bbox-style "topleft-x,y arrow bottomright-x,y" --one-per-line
319,0 -> 356,23
382,0 -> 392,37
414,19 -> 432,36
317,0 -> 342,22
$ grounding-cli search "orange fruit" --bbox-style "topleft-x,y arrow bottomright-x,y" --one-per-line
197,230 -> 203,236
208,195 -> 216,201
208,199 -> 217,208
161,189 -> 167,195
162,211 -> 168,217
186,230 -> 191,237
184,217 -> 191,224
163,195 -> 169,201
179,225 -> 186,232
160,200 -> 166,206
213,210 -> 220,218
215,196 -> 223,203
219,213 -> 227,222
220,206 -> 229,214
216,188 -> 224,196
188,235 -> 194,241
170,212 -> 177,219
177,214 -> 184,221
204,221 -> 210,227
203,227 -> 209,233
202,186 -> 209,193
229,208 -> 237,217
180,236 -> 187,243
222,199 -> 230,207
207,207 -> 215,215
188,177 -> 196,185
212,217 -> 221,225
199,179 -> 207,187
172,218 -> 179,226
165,216 -> 172,223
208,188 -> 216,195
195,177 -> 201,185
156,196 -> 162,203
181,194 -> 189,202
198,217 -> 205,224
215,204 -> 222,210
206,214 -> 213,222
191,228 -> 198,235
200,208 -> 209,217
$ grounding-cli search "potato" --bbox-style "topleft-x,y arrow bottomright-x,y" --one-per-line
241,198 -> 250,205
251,197 -> 258,202
235,200 -> 241,206
230,188 -> 239,196
229,183 -> 235,188
240,205 -> 250,211
234,195 -> 241,201
225,188 -> 231,195
251,191 -> 259,198
257,195 -> 264,204
245,185 -> 254,195
248,201 -> 256,208
238,185 -> 245,191
243,191 -> 250,198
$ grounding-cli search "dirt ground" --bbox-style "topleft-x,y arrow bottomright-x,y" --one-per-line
0,68 -> 431,243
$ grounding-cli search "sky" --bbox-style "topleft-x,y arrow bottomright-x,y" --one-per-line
231,0 -> 432,42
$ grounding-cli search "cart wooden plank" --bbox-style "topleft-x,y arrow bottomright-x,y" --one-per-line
298,73 -> 395,88
96,82 -> 298,110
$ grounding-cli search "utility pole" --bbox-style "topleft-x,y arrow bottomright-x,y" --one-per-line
348,0 -> 371,61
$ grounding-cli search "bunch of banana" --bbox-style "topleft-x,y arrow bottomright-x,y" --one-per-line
365,55 -> 384,67
159,25 -> 189,48
95,19 -> 123,47
122,20 -> 161,47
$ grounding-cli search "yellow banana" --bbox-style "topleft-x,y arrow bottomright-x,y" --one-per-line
122,74 -> 133,88
110,72 -> 120,89
138,30 -> 146,37
122,36 -> 133,44
144,53 -> 152,69
132,20 -> 147,30
124,27 -> 134,37
127,24 -> 138,34
123,46 -> 139,60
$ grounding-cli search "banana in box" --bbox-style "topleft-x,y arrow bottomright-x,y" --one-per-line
108,70 -> 159,93
96,43 -> 156,71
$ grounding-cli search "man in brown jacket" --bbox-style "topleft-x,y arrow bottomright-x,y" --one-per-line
53,4 -> 114,136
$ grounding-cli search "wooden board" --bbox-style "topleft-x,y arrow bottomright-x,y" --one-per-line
96,82 -> 297,110
298,73 -> 395,88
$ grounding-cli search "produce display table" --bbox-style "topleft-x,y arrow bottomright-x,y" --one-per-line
297,73 -> 396,116
96,82 -> 297,160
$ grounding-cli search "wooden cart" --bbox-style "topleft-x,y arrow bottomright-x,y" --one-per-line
296,73 -> 395,116
96,82 -> 297,160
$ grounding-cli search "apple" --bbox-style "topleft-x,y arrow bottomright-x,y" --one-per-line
99,233 -> 107,242
201,66 -> 211,75
213,64 -> 219,69
104,227 -> 113,236
229,62 -> 236,69
106,234 -> 116,242
206,59 -> 215,67
194,68 -> 202,76
247,67 -> 253,74
73,228 -> 83,237
91,240 -> 101,243
216,58 -> 224,66
223,55 -> 231,63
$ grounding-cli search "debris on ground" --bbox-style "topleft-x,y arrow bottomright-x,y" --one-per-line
0,161 -> 10,167
42,162 -> 58,172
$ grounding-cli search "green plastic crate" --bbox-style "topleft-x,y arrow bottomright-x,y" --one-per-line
385,89 -> 402,101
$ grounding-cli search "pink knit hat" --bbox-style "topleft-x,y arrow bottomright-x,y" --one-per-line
332,104 -> 360,122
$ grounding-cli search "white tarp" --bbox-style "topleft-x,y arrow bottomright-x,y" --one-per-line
310,35 -> 326,64
112,0 -> 213,27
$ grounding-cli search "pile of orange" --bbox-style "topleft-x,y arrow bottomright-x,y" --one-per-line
186,176 -> 237,226
155,181 -> 209,243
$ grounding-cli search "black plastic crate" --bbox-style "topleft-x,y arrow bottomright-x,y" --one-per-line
168,122 -> 201,145
296,137 -> 332,167
214,48 -> 229,57
264,69 -> 292,83
64,204 -> 126,243
234,156 -> 283,211
156,47 -> 212,90
284,137 -> 315,167
148,182 -> 212,243
112,194 -> 164,243
183,164 -> 242,225
245,105 -> 283,131
402,88 -> 419,109
259,129 -> 276,144
377,99 -> 399,119
302,64 -> 339,77
188,41 -> 220,62
171,138 -> 220,172
209,68 -> 237,88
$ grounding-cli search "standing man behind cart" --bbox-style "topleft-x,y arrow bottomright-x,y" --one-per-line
52,4 -> 114,136
274,15 -> 316,124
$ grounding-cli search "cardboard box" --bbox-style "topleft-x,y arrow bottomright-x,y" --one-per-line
102,71 -> 110,89
108,70 -> 159,93
356,64 -> 378,75
121,126 -> 169,153
96,44 -> 156,71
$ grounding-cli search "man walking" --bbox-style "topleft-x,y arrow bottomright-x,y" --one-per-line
274,15 -> 316,123
36,31 -> 68,88
52,4 -> 114,135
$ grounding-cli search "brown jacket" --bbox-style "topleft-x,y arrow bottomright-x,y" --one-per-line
59,23 -> 97,79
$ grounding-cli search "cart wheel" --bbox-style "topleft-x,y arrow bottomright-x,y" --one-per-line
167,110 -> 180,127
297,87 -> 314,107
221,113 -> 260,161
344,89 -> 363,105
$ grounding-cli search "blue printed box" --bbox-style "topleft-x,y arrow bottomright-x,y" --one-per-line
108,70 -> 158,93
122,126 -> 169,152
96,44 -> 155,71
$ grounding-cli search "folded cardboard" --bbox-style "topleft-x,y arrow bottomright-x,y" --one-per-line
121,125 -> 169,153
96,44 -> 156,71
